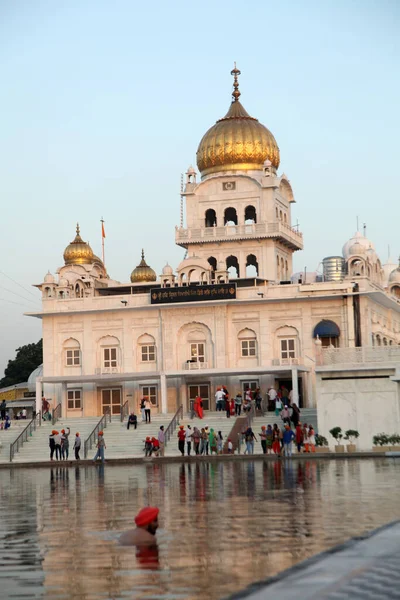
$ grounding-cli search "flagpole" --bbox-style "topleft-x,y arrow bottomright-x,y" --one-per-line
101,217 -> 105,265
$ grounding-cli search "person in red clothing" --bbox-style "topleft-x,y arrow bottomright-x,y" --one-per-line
272,424 -> 281,456
229,397 -> 235,416
177,425 -> 186,456
193,396 -> 204,419
295,422 -> 304,453
151,437 -> 160,456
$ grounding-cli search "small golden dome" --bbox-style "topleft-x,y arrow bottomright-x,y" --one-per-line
196,65 -> 280,177
63,224 -> 95,265
130,250 -> 157,283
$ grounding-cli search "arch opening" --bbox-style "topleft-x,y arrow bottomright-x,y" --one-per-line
244,205 -> 257,224
205,208 -> 217,228
224,207 -> 238,226
226,255 -> 240,279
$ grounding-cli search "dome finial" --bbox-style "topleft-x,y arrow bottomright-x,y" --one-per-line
231,62 -> 241,103
141,248 -> 145,261
76,222 -> 80,235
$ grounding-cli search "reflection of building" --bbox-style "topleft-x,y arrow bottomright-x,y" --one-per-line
28,66 -> 400,418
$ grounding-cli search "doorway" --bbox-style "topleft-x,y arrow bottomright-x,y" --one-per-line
242,380 -> 259,397
188,384 -> 210,411
101,388 -> 121,415
140,385 -> 158,409
277,378 -> 303,408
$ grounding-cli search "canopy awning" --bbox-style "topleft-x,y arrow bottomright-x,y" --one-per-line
313,320 -> 340,338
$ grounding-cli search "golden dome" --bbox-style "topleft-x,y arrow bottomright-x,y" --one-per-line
130,250 -> 157,283
63,224 -> 95,265
196,65 -> 280,177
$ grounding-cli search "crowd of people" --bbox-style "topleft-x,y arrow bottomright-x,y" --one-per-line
242,422 -> 316,457
48,428 -> 82,460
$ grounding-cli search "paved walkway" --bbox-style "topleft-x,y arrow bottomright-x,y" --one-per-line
228,521 -> 400,600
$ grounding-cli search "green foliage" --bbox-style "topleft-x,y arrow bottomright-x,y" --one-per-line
329,427 -> 343,444
389,434 -> 400,445
316,434 -> 328,447
344,429 -> 360,443
0,339 -> 42,388
373,433 -> 390,446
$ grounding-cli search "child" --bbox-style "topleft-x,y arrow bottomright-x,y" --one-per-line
227,439 -> 233,454
308,426 -> 316,453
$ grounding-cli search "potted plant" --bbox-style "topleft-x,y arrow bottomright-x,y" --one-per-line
372,433 -> 389,452
329,427 -> 344,453
344,429 -> 359,453
389,434 -> 400,452
315,434 -> 329,453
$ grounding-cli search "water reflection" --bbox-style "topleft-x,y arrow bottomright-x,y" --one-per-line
1,459 -> 400,599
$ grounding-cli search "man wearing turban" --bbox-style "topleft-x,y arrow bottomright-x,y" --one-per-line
119,506 -> 159,546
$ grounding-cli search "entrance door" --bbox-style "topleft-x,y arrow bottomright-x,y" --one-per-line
101,388 -> 121,415
140,385 -> 158,409
188,384 -> 210,411
242,380 -> 259,397
277,378 -> 303,407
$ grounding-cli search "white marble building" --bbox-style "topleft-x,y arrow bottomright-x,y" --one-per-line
29,66 -> 400,420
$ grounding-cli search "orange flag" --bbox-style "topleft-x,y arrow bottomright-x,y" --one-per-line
101,221 -> 106,238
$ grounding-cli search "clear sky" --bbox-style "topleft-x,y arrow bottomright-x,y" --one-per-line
0,0 -> 399,376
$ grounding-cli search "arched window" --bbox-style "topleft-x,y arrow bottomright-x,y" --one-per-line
276,325 -> 299,363
75,282 -> 84,298
246,254 -> 259,278
279,210 -> 283,221
98,335 -> 121,372
224,207 -> 238,226
63,338 -> 81,367
313,320 -> 340,348
284,213 -> 287,224
280,257 -> 285,280
137,333 -> 156,363
44,287 -> 52,298
391,285 -> 400,299
276,207 -> 279,218
226,255 -> 240,278
205,208 -> 217,227
187,329 -> 206,363
383,337 -> 388,346
208,256 -> 217,272
376,334 -> 381,346
238,328 -> 257,357
285,260 -> 289,280
58,291 -> 65,299
244,205 -> 257,224
277,256 -> 280,280
349,259 -> 365,276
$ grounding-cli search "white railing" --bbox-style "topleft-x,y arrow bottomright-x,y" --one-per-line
320,346 -> 400,366
175,221 -> 303,248
272,357 -> 301,366
183,361 -> 209,370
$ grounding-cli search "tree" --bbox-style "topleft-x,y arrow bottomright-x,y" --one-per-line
0,339 -> 43,388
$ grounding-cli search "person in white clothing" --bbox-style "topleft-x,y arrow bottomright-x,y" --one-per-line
215,387 -> 225,412
186,425 -> 193,455
268,387 -> 277,412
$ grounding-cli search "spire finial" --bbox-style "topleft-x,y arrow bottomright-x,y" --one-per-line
231,62 -> 241,103
141,248 -> 145,260
76,222 -> 80,235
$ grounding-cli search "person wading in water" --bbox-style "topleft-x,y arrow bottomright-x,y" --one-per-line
119,506 -> 159,546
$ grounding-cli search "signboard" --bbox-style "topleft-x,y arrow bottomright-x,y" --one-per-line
151,283 -> 236,304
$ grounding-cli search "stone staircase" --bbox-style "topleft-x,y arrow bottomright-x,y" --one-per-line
11,417 -> 100,463
165,411 -> 238,456
0,421 -> 35,463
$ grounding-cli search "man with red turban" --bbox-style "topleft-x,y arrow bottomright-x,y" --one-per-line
119,506 -> 159,546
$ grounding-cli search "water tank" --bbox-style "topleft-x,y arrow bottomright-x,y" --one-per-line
322,256 -> 345,282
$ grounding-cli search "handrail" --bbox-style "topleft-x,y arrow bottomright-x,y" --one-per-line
84,409 -> 111,458
9,412 -> 42,462
164,404 -> 183,447
120,400 -> 129,423
52,403 -> 62,425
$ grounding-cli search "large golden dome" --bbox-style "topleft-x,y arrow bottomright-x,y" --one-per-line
196,65 -> 280,177
63,224 -> 95,265
130,250 -> 157,283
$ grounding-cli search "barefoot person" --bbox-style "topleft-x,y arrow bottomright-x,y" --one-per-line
119,506 -> 159,546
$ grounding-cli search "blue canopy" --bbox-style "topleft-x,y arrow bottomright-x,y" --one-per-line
313,320 -> 340,338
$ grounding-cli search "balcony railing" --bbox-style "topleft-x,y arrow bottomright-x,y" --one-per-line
94,366 -> 121,375
272,357 -> 301,366
319,346 -> 400,367
175,221 -> 303,249
183,361 -> 209,370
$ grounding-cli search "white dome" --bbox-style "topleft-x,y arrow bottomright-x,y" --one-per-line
389,267 -> 400,284
58,277 -> 69,287
343,231 -> 375,259
162,263 -> 173,276
44,271 -> 55,283
27,364 -> 43,392
348,241 -> 366,256
177,255 -> 211,272
382,259 -> 398,284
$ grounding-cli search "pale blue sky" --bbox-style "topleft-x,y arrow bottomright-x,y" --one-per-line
0,0 -> 399,375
